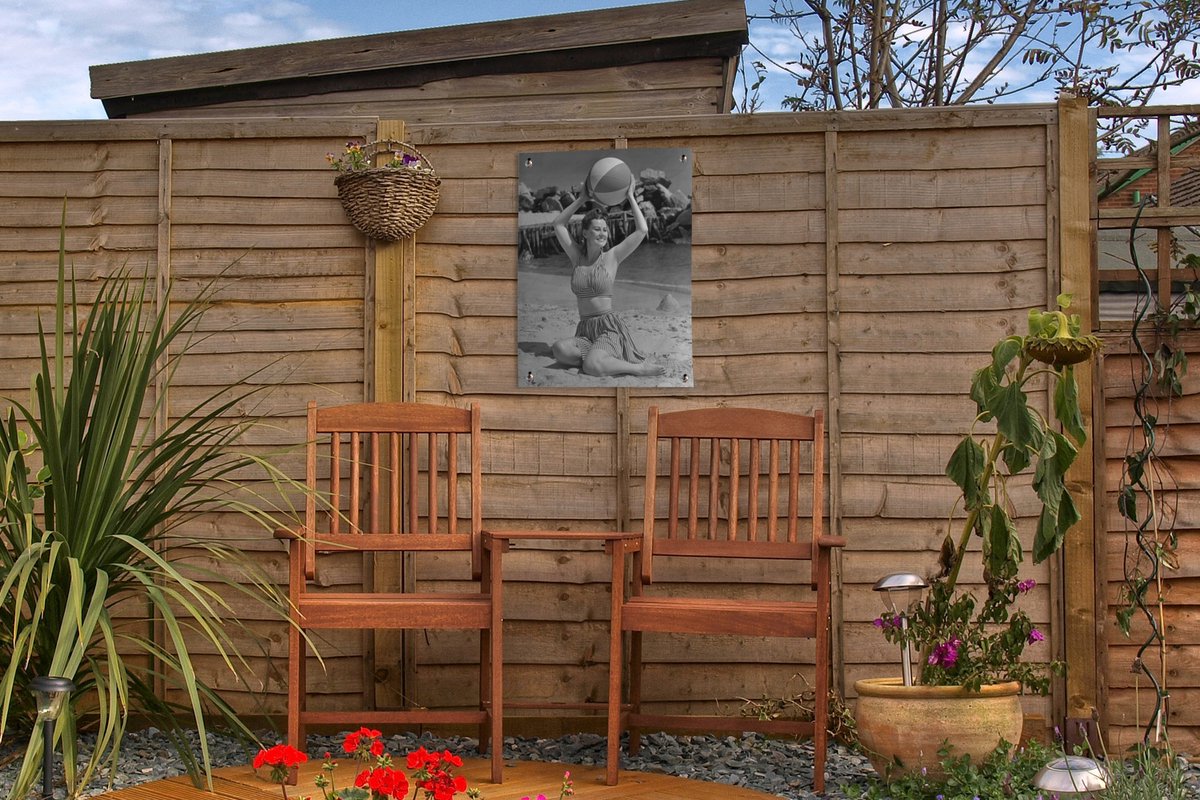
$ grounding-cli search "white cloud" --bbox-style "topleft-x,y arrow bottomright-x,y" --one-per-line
0,0 -> 354,119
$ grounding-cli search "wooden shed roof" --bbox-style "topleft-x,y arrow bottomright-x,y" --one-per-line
89,0 -> 748,118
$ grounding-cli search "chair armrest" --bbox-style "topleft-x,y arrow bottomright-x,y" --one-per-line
817,534 -> 847,549
273,527 -> 301,540
485,529 -> 640,543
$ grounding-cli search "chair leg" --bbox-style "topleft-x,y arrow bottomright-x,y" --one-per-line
813,621 -> 830,793
490,621 -> 504,784
606,545 -> 625,787
485,549 -> 505,785
287,623 -> 305,785
627,630 -> 643,756
479,628 -> 490,754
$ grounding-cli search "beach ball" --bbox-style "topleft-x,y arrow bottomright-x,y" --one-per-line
586,157 -> 633,206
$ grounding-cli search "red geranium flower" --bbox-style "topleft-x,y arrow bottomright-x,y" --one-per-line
343,727 -> 385,759
253,744 -> 308,794
270,733 -> 472,800
355,765 -> 409,799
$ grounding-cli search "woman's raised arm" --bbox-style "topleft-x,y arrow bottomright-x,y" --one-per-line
610,183 -> 648,263
553,191 -> 588,263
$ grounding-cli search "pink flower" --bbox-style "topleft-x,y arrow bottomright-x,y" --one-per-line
1017,579 -> 1037,593
1028,628 -> 1045,644
927,637 -> 961,668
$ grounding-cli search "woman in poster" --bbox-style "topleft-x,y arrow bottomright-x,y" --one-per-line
548,182 -> 667,378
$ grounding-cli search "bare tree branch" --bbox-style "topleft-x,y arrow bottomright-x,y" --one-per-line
756,0 -> 1200,146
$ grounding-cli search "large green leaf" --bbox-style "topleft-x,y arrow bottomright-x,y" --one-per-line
991,336 -> 1024,379
1118,484 -> 1138,522
1033,431 -> 1069,511
970,365 -> 1000,419
1034,491 -> 1079,563
1054,365 -> 1088,444
984,504 -> 1021,581
991,381 -> 1044,453
946,436 -> 987,507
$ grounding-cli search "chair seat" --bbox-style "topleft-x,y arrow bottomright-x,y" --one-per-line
298,592 -> 491,629
622,595 -> 818,637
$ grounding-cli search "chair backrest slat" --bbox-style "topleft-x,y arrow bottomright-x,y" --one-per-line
748,438 -> 761,541
644,406 -> 823,573
390,432 -> 401,533
330,431 -> 342,535
427,433 -> 438,535
408,432 -> 419,533
707,437 -> 719,540
724,434 -> 734,542
447,432 -> 458,536
767,439 -> 779,543
788,437 -> 800,543
303,402 -> 483,576
369,433 -> 380,534
349,432 -> 362,534
668,438 -> 681,539
687,436 -> 700,538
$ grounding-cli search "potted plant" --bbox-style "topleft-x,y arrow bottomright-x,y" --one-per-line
328,139 -> 441,242
855,295 -> 1100,780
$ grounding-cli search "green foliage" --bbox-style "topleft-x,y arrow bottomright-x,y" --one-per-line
878,580 -> 1062,694
0,211 -> 297,799
852,738 -> 1195,800
878,297 -> 1097,690
1102,744 -> 1192,800
1115,253 -> 1196,641
854,739 -> 1056,800
1146,254 -> 1200,398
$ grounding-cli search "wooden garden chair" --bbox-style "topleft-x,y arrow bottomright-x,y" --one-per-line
277,401 -> 502,783
609,406 -> 844,792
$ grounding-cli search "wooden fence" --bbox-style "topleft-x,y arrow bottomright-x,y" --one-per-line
1,102 -> 1124,743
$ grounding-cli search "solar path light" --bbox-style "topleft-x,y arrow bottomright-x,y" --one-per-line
30,675 -> 74,800
1034,756 -> 1110,798
872,572 -> 928,686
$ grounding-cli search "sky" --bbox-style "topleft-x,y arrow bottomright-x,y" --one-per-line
2,0 -> 768,120
0,0 -> 1195,121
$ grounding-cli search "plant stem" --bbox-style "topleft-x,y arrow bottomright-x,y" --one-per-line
943,354 -> 1032,595
945,430 -> 1007,593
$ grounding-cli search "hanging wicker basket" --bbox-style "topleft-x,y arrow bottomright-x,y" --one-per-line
334,140 -> 440,241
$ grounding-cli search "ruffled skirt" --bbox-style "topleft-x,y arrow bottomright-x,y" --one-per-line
573,311 -> 645,363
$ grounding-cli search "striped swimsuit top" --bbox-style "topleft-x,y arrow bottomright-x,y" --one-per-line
570,250 -> 616,299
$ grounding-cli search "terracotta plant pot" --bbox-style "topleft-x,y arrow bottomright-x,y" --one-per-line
854,677 -> 1024,781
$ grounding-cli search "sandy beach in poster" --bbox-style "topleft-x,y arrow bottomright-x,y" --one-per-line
517,268 -> 693,388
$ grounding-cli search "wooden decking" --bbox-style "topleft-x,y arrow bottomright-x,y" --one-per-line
93,758 -> 782,800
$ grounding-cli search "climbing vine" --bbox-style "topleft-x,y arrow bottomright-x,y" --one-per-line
1115,198 -> 1200,745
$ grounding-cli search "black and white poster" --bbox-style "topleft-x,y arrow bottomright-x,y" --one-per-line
516,147 -> 693,388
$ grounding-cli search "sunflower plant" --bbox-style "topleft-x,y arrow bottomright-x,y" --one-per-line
0,210 -> 299,798
876,295 -> 1100,692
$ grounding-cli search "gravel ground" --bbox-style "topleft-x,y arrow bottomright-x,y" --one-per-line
1,728 -> 1197,799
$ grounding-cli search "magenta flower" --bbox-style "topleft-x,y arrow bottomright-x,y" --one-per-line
927,637 -> 961,668
873,617 -> 885,628
1017,579 -> 1036,593
1028,628 -> 1045,644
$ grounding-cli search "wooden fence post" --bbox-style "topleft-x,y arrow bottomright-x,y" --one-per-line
371,119 -> 416,713
1057,93 -> 1101,744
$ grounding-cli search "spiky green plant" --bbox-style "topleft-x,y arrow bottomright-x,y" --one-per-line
0,212 -> 296,799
